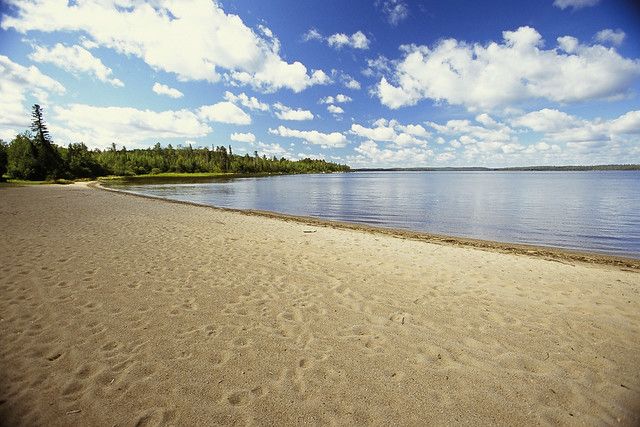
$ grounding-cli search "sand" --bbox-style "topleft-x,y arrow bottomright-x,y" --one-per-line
0,183 -> 638,426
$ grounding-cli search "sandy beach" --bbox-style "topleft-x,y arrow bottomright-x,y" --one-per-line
0,183 -> 639,426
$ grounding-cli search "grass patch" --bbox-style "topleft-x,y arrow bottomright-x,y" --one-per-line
98,171 -> 282,186
1,178 -> 75,186
99,172 -> 233,181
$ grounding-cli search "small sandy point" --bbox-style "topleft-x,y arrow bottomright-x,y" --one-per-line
0,183 -> 638,426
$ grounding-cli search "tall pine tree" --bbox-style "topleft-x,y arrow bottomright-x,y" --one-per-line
31,104 -> 65,179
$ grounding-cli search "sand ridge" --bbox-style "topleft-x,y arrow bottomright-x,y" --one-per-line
0,184 -> 639,425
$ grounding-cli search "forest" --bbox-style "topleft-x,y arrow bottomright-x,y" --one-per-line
0,105 -> 350,181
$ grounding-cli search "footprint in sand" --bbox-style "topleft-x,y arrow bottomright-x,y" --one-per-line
226,385 -> 266,406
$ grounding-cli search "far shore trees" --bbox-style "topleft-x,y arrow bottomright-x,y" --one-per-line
0,140 -> 7,181
1,104 -> 350,181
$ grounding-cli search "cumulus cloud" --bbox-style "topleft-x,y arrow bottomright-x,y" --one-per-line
269,125 -> 348,148
511,109 -> 582,133
2,0 -> 327,93
303,29 -> 370,50
51,104 -> 211,148
256,142 -> 291,158
327,31 -> 370,50
553,0 -> 600,10
152,82 -> 184,98
198,102 -> 251,125
224,91 -> 269,111
273,102 -> 314,121
350,140 -> 433,167
376,0 -> 409,26
230,132 -> 256,143
0,55 -> 65,138
341,74 -> 361,90
350,119 -> 429,147
362,55 -> 393,77
595,29 -> 626,46
327,105 -> 344,114
512,108 -> 640,143
376,26 -> 640,111
319,94 -> 352,104
29,43 -> 123,87
349,108 -> 640,167
302,28 -> 323,42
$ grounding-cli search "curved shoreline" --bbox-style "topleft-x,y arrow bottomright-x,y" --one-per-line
93,182 -> 640,270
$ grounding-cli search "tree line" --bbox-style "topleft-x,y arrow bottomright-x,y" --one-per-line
0,105 -> 350,181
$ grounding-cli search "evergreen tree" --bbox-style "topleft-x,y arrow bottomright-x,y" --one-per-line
31,104 -> 65,179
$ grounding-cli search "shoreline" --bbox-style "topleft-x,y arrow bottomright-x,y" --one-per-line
95,182 -> 640,271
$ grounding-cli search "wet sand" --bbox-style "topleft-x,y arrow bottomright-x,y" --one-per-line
1,183 -> 639,425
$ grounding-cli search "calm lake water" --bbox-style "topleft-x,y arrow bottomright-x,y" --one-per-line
110,171 -> 640,258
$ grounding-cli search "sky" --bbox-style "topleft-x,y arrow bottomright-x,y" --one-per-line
0,0 -> 639,168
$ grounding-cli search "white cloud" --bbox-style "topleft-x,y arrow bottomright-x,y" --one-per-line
2,0 -> 327,93
595,29 -> 626,46
51,104 -> 211,148
327,31 -> 370,50
273,102 -> 314,121
304,29 -> 370,50
257,142 -> 291,158
511,108 -> 640,159
269,125 -> 348,148
362,55 -> 393,77
198,102 -> 251,125
553,0 -> 600,10
29,43 -> 123,87
377,0 -> 409,26
224,91 -> 269,111
342,74 -> 361,90
302,28 -> 323,42
230,132 -> 256,143
512,109 -> 583,133
376,26 -> 640,110
350,119 -> 429,147
0,55 -> 65,138
79,36 -> 99,50
609,110 -> 640,134
152,82 -> 183,98
335,94 -> 353,103
320,94 -> 352,104
350,140 -> 433,167
328,105 -> 344,114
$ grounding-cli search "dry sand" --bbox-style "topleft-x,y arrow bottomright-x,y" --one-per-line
0,183 -> 639,426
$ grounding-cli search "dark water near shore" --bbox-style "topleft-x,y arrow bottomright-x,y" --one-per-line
109,171 -> 640,258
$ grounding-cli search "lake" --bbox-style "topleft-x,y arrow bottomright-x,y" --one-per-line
108,171 -> 640,258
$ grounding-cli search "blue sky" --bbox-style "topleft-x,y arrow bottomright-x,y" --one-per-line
0,0 -> 639,167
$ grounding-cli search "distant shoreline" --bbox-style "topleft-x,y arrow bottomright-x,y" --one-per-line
353,164 -> 640,172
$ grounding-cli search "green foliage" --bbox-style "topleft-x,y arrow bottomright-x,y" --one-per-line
0,140 -> 8,180
30,104 -> 66,179
64,143 -> 105,178
92,144 -> 350,176
7,133 -> 40,180
3,104 -> 350,181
